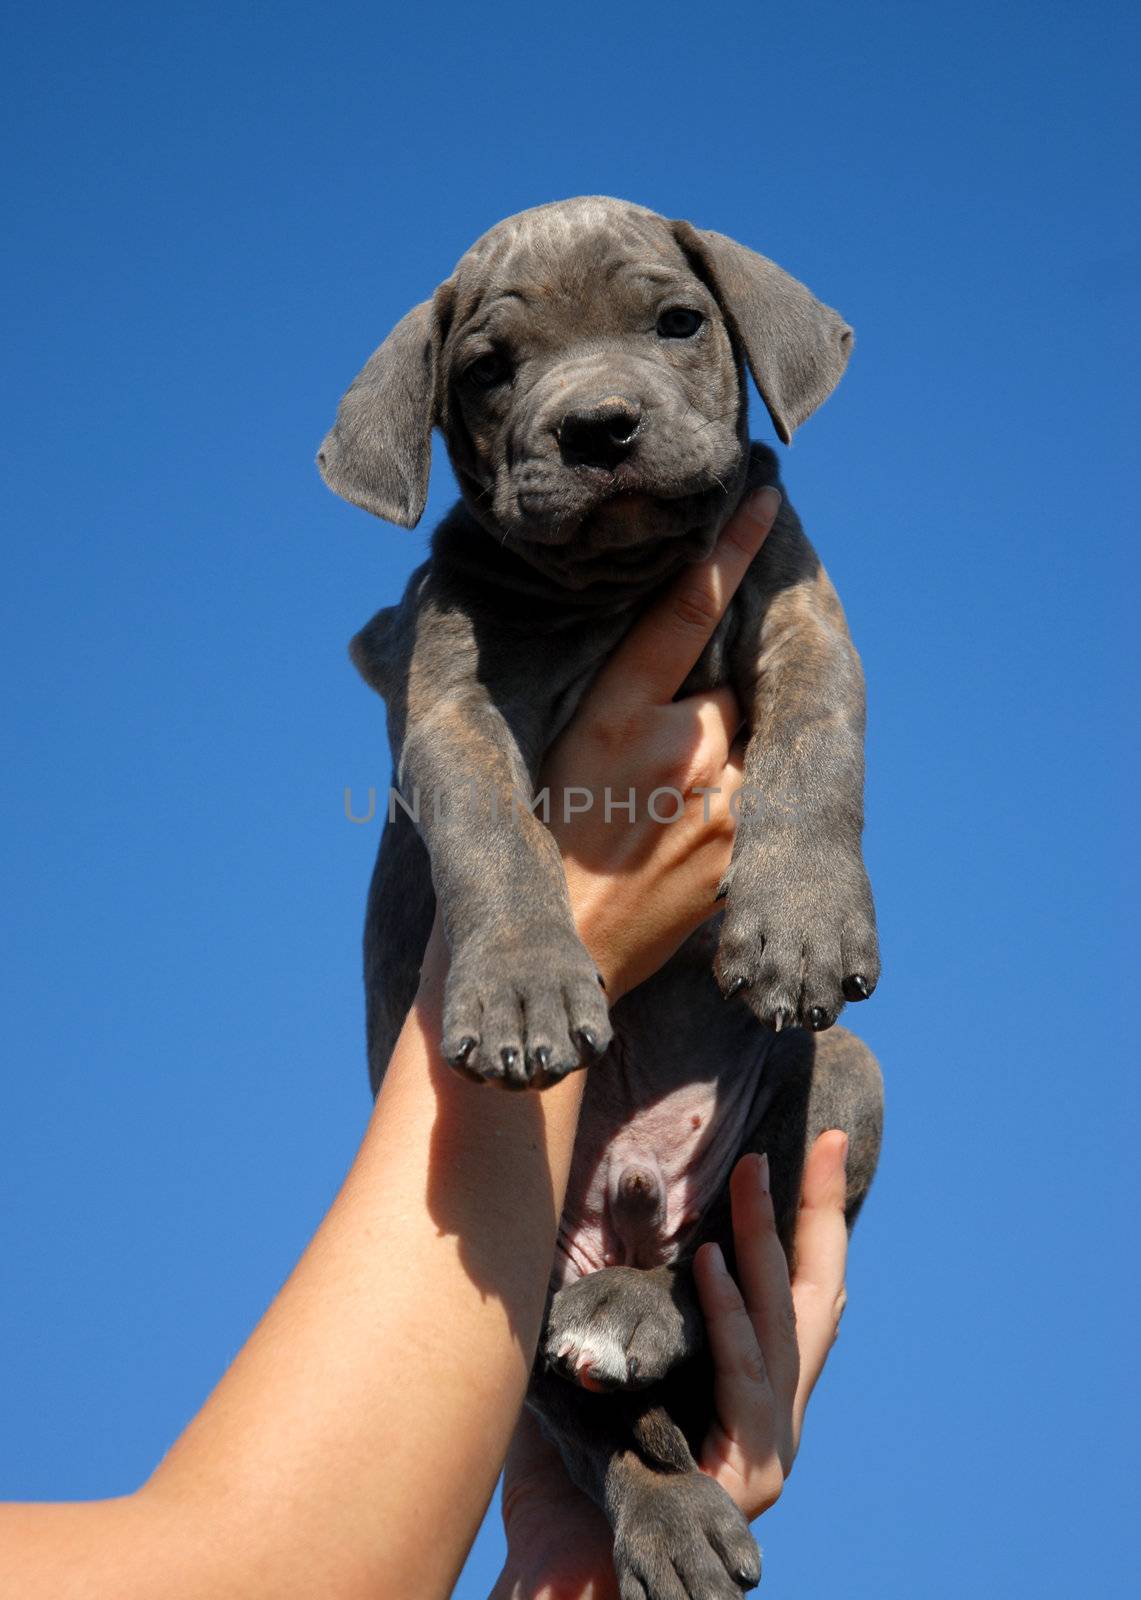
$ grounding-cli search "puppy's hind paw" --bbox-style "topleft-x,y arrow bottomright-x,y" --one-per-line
545,1266 -> 699,1391
613,1469 -> 760,1599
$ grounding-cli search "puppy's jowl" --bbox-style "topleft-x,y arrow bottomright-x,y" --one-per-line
320,198 -> 884,1598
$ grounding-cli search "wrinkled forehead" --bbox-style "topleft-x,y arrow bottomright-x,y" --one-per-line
446,199 -> 695,336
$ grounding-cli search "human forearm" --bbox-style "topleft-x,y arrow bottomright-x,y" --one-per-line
139,926 -> 586,1600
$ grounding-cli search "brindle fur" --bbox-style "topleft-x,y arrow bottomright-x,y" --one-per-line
319,197 -> 884,1599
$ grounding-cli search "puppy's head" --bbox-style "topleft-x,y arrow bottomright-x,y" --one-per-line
318,198 -> 852,586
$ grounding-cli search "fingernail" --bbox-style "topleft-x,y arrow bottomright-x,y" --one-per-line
757,1152 -> 770,1195
838,1133 -> 850,1171
746,486 -> 782,523
707,1242 -> 729,1277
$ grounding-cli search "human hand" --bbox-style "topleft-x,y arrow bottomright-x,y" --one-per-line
540,487 -> 781,1002
492,1131 -> 850,1597
693,1131 -> 851,1518
490,1407 -> 617,1600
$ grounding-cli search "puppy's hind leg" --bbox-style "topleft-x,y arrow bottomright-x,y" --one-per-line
747,1024 -> 884,1256
526,1371 -> 761,1600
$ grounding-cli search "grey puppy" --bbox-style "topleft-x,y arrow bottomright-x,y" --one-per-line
319,197 -> 884,1599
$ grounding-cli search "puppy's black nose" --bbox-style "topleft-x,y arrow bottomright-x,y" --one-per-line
558,399 -> 641,470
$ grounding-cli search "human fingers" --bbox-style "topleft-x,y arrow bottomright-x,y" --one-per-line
588,488 -> 780,713
728,1153 -> 799,1415
707,743 -> 747,895
498,1409 -> 619,1600
686,685 -> 744,769
790,1131 -> 850,1440
693,1241 -> 773,1398
693,1240 -> 786,1516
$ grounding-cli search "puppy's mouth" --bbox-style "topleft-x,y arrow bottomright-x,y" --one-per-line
515,480 -> 717,549
505,486 -> 724,590
577,491 -> 675,551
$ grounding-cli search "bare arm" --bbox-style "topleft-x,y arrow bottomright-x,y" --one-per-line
0,491 -> 778,1600
1,967 -> 588,1600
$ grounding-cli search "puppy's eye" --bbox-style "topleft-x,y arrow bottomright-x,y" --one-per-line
465,352 -> 512,389
656,307 -> 705,339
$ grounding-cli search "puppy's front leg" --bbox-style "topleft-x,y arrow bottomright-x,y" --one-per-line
716,506 -> 880,1032
398,687 -> 611,1086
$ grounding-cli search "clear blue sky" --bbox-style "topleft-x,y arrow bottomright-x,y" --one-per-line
2,2 -> 1137,1593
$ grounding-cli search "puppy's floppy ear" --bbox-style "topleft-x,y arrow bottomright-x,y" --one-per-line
672,221 -> 853,445
317,292 -> 447,527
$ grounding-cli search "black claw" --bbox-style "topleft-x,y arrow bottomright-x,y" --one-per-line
715,877 -> 731,902
528,1045 -> 552,1074
842,973 -> 872,1001
724,976 -> 749,999
449,1036 -> 477,1066
596,971 -> 607,991
501,1046 -> 521,1076
574,1026 -> 602,1058
807,1006 -> 833,1032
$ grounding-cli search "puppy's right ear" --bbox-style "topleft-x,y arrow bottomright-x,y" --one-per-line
317,294 -> 446,528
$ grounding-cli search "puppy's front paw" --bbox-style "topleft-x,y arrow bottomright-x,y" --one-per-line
716,832 -> 879,1032
613,1469 -> 761,1600
441,928 -> 611,1088
545,1267 -> 700,1391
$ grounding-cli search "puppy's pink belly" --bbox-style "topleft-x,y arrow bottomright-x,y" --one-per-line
553,1076 -> 757,1287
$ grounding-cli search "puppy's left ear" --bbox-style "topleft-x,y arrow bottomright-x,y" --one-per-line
672,221 -> 853,444
317,290 -> 449,527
